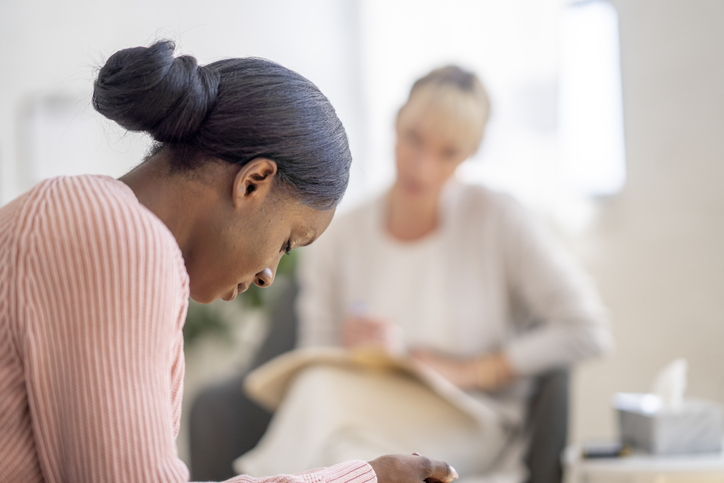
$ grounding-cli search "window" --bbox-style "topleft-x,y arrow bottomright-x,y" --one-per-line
354,0 -> 625,229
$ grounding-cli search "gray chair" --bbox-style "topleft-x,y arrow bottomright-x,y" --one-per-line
189,281 -> 569,483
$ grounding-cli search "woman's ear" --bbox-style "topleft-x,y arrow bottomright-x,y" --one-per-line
231,158 -> 278,209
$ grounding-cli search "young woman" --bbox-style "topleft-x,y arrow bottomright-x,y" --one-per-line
237,66 -> 614,482
0,41 -> 457,483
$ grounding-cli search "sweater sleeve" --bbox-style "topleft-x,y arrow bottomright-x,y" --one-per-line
499,199 -> 614,376
227,460 -> 376,483
21,177 -> 193,482
18,177 -> 376,483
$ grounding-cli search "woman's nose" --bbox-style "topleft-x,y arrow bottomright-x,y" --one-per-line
255,267 -> 274,288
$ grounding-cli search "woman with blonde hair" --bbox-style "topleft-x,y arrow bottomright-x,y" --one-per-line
236,66 -> 613,482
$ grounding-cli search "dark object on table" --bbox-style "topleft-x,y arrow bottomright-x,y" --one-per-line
581,441 -> 631,459
189,280 -> 570,483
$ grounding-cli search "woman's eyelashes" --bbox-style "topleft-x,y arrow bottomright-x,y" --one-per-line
283,240 -> 292,255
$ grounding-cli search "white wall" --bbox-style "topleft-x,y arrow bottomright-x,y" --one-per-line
0,0 -> 367,205
2,0 -> 723,457
0,0 -> 369,465
357,0 -> 563,203
569,0 -> 724,441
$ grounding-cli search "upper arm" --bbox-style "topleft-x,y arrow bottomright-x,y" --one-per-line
22,181 -> 189,482
500,199 -> 613,372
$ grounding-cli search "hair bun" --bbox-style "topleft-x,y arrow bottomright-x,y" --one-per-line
93,40 -> 220,143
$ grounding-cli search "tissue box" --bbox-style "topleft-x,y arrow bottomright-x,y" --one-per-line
615,394 -> 723,455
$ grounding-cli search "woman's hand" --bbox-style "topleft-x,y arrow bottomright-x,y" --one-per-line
410,350 -> 515,391
341,315 -> 405,355
368,454 -> 458,483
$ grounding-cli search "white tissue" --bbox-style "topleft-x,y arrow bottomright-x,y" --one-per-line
652,358 -> 688,411
615,358 -> 722,454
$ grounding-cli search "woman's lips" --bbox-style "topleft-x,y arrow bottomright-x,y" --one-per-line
222,286 -> 238,302
222,283 -> 249,302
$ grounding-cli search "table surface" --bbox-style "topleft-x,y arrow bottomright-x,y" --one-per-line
563,444 -> 724,473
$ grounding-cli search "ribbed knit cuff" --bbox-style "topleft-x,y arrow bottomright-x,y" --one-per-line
301,461 -> 376,483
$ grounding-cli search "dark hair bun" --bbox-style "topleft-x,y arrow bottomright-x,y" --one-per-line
93,40 -> 220,143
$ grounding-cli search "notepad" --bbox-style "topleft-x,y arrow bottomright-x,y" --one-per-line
243,346 -> 504,428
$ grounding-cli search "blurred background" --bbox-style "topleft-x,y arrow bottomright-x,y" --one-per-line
1,0 -> 723,465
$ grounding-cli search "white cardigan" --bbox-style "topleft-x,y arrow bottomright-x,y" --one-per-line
297,181 -> 613,377
235,182 -> 616,481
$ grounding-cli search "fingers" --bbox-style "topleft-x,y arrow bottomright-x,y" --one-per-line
342,317 -> 389,348
368,454 -> 458,483
409,350 -> 436,365
423,458 -> 459,483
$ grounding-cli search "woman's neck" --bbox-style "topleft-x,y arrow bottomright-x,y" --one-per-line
386,184 -> 440,242
118,153 -> 228,261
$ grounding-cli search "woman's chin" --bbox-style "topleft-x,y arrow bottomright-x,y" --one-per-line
221,285 -> 239,302
188,286 -> 219,305
190,283 -> 248,304
401,184 -> 431,199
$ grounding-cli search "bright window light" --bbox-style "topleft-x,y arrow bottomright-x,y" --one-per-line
559,0 -> 626,197
355,0 -> 626,221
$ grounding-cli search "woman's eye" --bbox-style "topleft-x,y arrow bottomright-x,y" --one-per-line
283,241 -> 292,255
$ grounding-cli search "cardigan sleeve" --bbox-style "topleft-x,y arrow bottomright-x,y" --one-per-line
499,199 -> 614,376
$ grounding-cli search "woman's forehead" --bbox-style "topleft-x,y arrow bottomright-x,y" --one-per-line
399,82 -> 487,152
401,108 -> 477,150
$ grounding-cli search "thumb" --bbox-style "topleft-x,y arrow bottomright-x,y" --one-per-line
423,458 -> 458,483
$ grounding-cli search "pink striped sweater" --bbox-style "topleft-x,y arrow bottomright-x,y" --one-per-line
0,175 -> 375,483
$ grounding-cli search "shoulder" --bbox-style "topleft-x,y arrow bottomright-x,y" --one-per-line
448,182 -> 531,227
297,193 -> 382,270
29,175 -> 187,290
317,193 -> 382,244
37,176 -> 176,245
447,181 -> 512,209
336,194 -> 381,229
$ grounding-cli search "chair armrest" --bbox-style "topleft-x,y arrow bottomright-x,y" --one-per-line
524,369 -> 570,483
